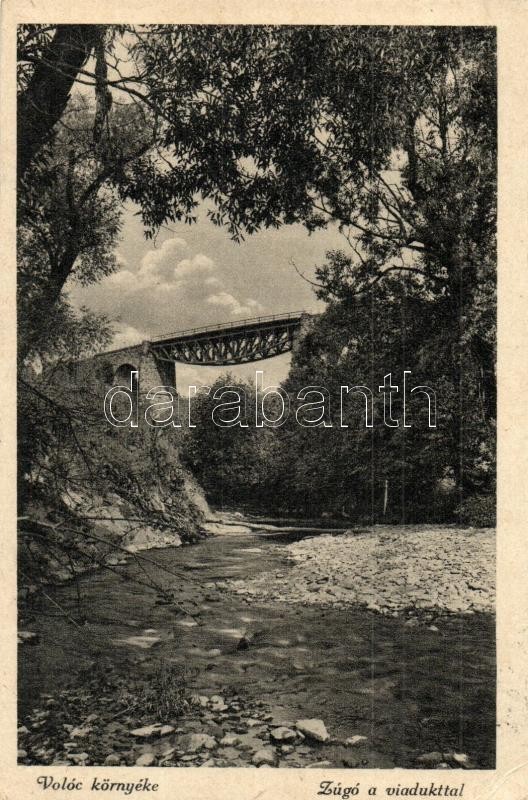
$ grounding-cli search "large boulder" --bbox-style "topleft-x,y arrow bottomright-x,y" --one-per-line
270,727 -> 297,743
251,748 -> 277,766
295,719 -> 330,743
178,733 -> 217,753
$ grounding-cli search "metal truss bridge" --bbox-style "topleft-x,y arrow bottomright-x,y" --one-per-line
149,311 -> 307,366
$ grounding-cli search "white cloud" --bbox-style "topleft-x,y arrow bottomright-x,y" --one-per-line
174,253 -> 214,278
105,239 -> 215,296
110,322 -> 149,349
139,237 -> 188,283
206,292 -> 264,317
69,233 -> 267,339
107,269 -> 136,287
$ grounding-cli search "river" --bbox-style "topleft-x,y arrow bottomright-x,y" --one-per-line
18,524 -> 495,769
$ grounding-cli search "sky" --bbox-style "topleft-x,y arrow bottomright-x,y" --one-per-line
68,201 -> 347,392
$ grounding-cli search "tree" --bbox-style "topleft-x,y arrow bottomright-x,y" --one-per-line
310,247 -> 495,494
18,25 -> 496,498
138,25 -> 493,499
17,25 -> 156,358
17,25 -> 100,181
269,278 -> 494,521
181,375 -> 276,509
18,26 -> 495,305
133,26 -> 495,420
17,97 -> 159,360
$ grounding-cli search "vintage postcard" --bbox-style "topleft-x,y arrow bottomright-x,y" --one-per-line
1,1 -> 527,799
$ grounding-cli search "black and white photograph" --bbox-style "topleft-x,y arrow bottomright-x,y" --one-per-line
12,17 -> 502,782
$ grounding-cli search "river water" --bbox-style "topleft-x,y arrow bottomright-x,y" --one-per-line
19,526 -> 495,768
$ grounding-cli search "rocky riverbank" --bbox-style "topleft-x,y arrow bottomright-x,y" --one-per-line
18,525 -> 495,769
18,681 -> 367,769
226,525 -> 495,621
18,679 -> 477,769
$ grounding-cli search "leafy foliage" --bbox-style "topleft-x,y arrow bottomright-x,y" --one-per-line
455,494 -> 495,528
17,99 -> 160,360
274,287 -> 494,520
181,375 -> 277,509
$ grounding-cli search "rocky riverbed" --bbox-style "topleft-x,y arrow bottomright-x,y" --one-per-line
17,684 -> 477,769
18,524 -> 496,769
227,526 -> 495,620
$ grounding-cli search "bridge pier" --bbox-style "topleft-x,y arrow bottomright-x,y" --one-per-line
92,343 -> 176,398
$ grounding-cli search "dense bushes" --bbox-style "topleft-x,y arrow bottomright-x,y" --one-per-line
455,495 -> 496,527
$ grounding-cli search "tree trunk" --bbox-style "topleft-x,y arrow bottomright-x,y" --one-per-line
471,334 -> 496,421
18,250 -> 78,363
17,25 -> 100,182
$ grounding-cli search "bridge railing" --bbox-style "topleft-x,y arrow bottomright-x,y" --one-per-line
149,311 -> 306,343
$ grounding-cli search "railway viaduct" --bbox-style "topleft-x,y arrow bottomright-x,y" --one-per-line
92,312 -> 317,397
